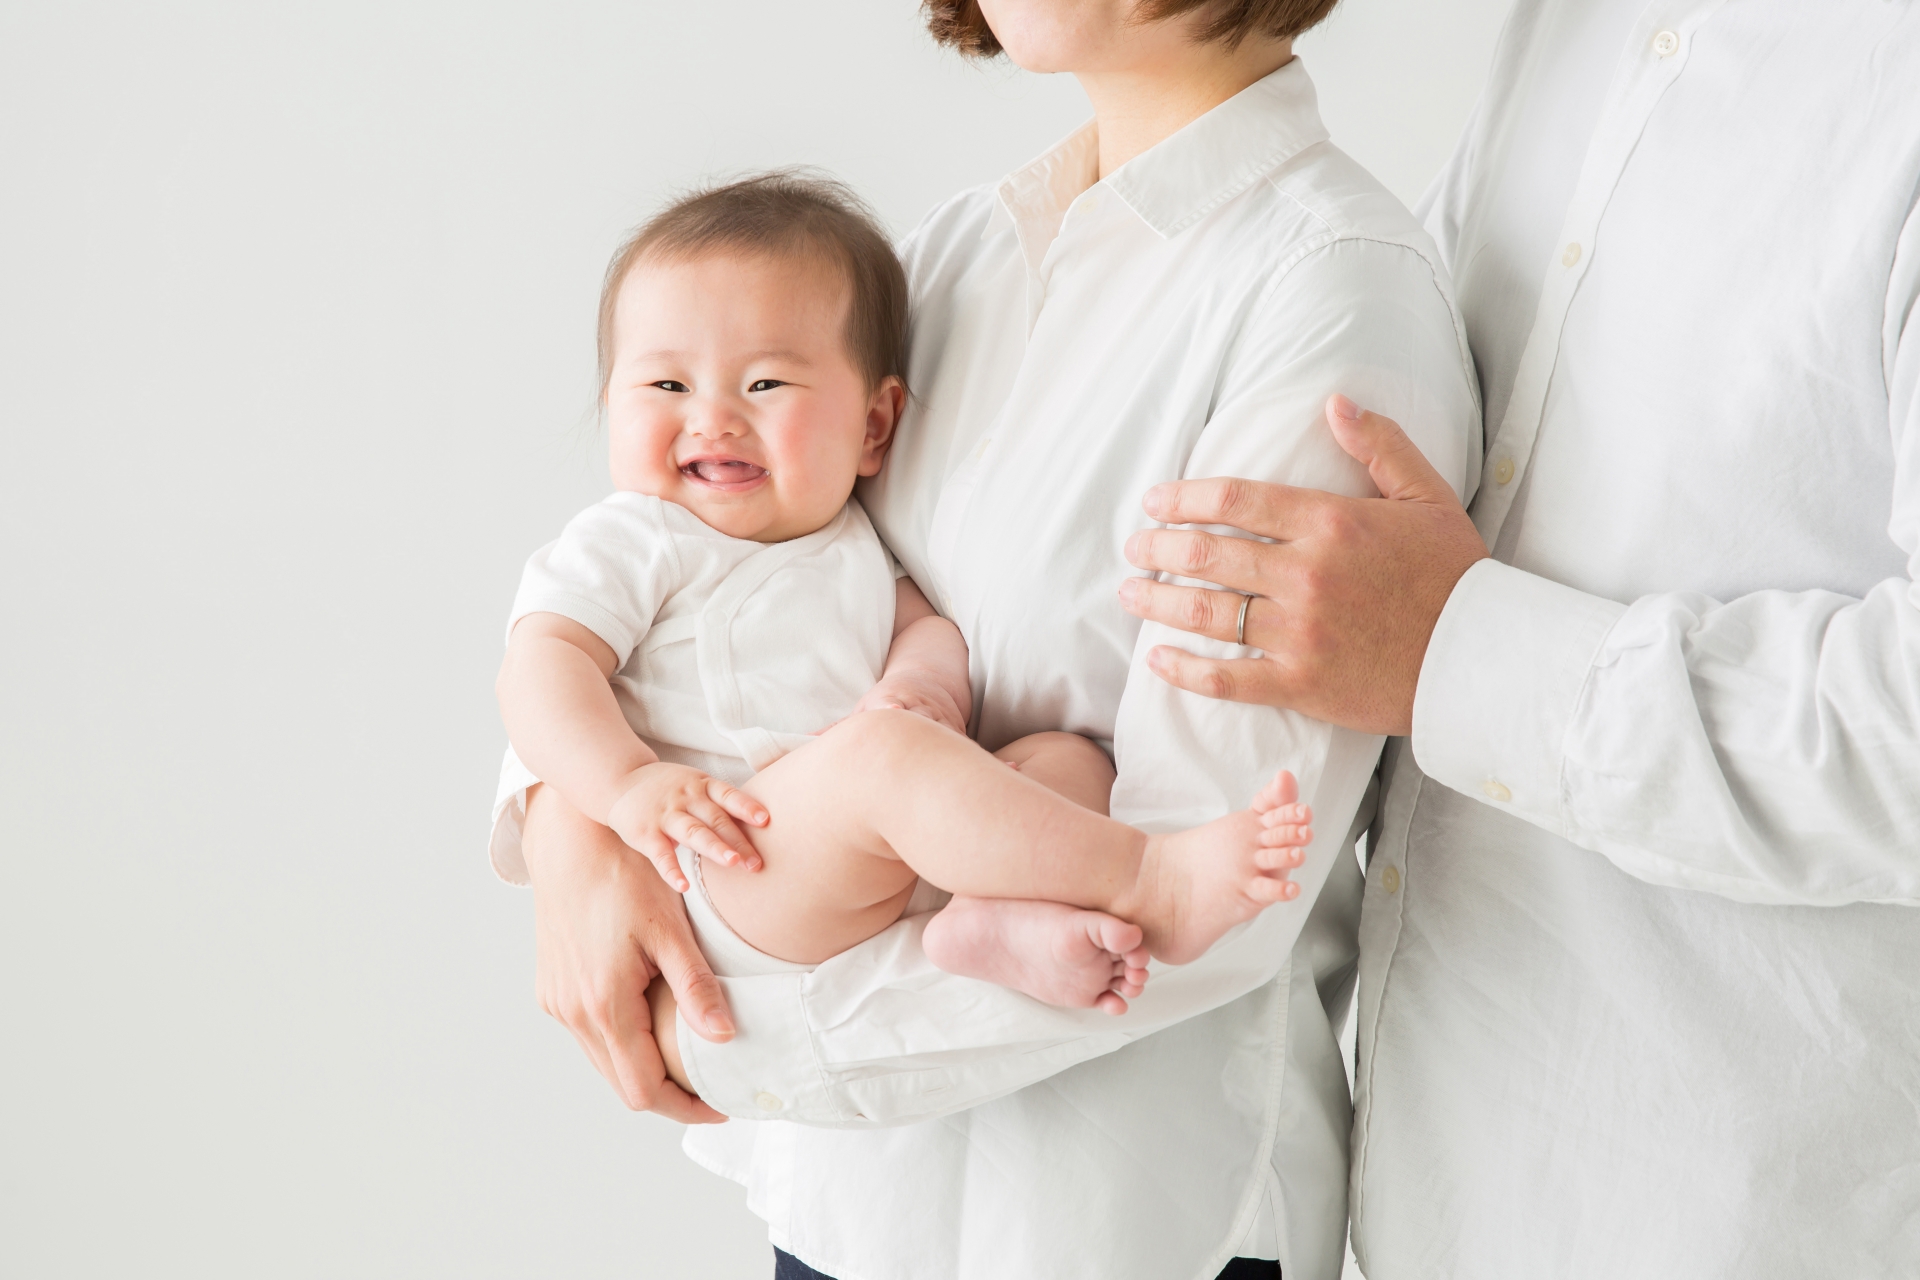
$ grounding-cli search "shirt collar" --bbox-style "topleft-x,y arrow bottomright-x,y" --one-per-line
991,57 -> 1329,262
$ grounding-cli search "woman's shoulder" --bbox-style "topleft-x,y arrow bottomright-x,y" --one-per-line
896,184 -> 1005,287
1252,140 -> 1446,271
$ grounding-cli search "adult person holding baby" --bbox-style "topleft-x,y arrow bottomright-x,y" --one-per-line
515,1 -> 1476,1278
1121,1 -> 1920,1276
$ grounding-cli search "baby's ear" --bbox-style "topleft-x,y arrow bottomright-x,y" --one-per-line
858,376 -> 908,475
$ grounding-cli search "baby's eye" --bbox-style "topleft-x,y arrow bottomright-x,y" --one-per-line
747,379 -> 786,393
650,380 -> 690,393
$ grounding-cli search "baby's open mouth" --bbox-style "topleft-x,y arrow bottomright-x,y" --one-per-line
682,458 -> 769,487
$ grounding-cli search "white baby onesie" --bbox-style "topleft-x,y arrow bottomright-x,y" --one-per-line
488,491 -> 898,884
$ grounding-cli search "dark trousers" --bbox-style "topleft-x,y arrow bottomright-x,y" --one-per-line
774,1248 -> 1280,1280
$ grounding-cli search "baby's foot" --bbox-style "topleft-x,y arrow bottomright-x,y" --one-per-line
922,896 -> 1151,1015
1119,770 -> 1313,965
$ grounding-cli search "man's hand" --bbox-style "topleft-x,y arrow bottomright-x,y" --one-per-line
1118,395 -> 1487,735
524,783 -> 732,1123
605,762 -> 769,890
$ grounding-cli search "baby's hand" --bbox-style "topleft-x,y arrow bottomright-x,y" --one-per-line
847,672 -> 968,735
606,763 -> 768,892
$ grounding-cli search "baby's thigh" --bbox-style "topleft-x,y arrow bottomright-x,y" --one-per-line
993,732 -> 1114,815
702,741 -> 917,966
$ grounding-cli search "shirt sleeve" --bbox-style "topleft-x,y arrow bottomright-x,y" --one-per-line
1411,202 -> 1920,907
680,237 -> 1482,1125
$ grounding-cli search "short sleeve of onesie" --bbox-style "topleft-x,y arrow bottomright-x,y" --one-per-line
507,492 -> 681,663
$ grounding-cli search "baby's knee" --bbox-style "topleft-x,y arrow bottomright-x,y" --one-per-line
821,706 -> 944,768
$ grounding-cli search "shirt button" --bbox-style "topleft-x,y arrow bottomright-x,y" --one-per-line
1652,29 -> 1680,57
1493,457 -> 1515,485
1482,778 -> 1512,803
1561,242 -> 1583,268
755,1091 -> 784,1113
1380,866 -> 1401,894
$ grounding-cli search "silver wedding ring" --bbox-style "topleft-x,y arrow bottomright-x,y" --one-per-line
1235,593 -> 1253,646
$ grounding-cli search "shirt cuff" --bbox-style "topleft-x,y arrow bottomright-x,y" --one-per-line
677,973 -> 845,1124
1411,559 -> 1626,831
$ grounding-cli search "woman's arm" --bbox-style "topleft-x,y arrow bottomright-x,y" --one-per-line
672,238 -> 1479,1127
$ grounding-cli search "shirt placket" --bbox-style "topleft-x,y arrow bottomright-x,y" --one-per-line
1474,0 -> 1728,549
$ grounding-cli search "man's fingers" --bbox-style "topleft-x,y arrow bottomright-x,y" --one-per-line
707,778 -> 769,828
1122,526 -> 1281,593
1119,577 -> 1276,648
1143,646 -> 1288,707
1140,475 -> 1329,540
1325,396 -> 1459,506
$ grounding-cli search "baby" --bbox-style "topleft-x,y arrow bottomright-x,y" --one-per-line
493,173 -> 1312,1022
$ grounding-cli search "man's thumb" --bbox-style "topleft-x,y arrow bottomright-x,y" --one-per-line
1325,395 -> 1454,504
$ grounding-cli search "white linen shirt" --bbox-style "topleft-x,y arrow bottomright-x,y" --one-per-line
1353,3 -> 1920,1277
488,494 -> 895,883
675,63 -> 1478,1280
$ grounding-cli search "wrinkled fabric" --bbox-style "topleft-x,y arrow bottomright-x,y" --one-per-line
1355,2 -> 1920,1277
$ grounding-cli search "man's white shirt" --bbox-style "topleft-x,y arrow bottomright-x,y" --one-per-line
1354,2 -> 1920,1276
673,62 -> 1479,1280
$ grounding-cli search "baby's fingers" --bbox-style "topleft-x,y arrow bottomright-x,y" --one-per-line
706,778 -> 769,829
667,815 -> 748,870
640,835 -> 690,893
692,802 -> 762,872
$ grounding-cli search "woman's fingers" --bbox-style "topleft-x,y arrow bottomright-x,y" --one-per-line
1119,576 -> 1276,648
651,914 -> 735,1044
707,778 -> 769,828
1142,646 -> 1286,706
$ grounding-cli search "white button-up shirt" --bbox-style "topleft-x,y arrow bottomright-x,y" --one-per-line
1355,2 -> 1920,1276
675,63 -> 1478,1280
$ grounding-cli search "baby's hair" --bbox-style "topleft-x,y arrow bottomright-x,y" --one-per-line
597,169 -> 910,398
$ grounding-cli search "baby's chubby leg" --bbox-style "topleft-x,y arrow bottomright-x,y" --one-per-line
700,711 -> 1312,998
925,732 -> 1150,1013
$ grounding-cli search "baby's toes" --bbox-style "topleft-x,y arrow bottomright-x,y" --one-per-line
1251,769 -> 1300,813
1088,913 -> 1144,959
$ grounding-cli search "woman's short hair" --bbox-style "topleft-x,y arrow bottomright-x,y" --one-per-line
924,0 -> 1339,57
598,170 -> 909,396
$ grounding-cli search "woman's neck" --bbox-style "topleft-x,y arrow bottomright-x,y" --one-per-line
1077,37 -> 1295,179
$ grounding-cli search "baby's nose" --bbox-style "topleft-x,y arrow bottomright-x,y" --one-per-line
686,397 -> 746,437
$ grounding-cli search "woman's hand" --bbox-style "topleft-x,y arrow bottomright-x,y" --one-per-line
1118,396 -> 1488,736
523,783 -> 731,1123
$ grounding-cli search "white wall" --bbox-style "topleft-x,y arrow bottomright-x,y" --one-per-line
0,3 -> 1507,1276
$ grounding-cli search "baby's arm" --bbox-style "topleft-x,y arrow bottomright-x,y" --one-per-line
846,578 -> 971,734
497,612 -> 767,891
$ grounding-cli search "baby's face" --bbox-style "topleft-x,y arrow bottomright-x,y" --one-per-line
604,251 -> 901,543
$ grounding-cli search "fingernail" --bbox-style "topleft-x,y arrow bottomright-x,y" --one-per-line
1330,394 -> 1363,420
705,1011 -> 734,1037
1142,484 -> 1170,517
1117,577 -> 1138,605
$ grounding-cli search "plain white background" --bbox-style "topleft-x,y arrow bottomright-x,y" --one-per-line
0,2 -> 1510,1275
